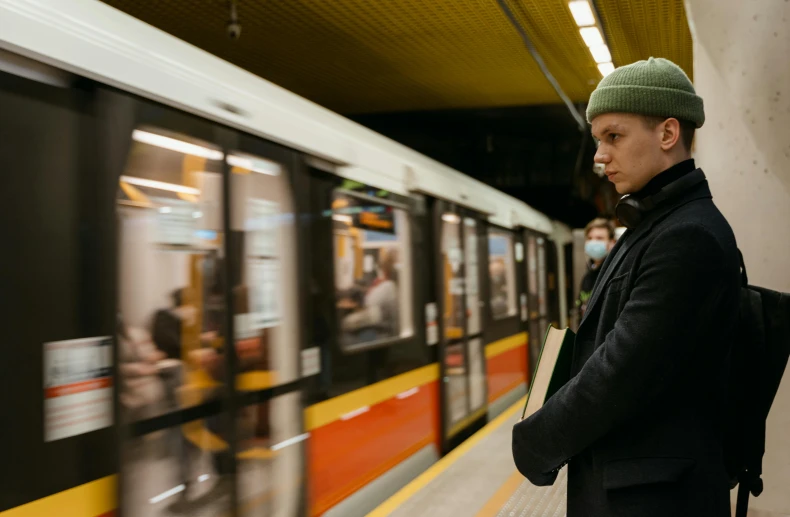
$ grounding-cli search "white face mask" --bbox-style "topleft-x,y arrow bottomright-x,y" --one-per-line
585,240 -> 608,261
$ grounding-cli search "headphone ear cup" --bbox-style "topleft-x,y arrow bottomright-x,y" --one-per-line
616,196 -> 644,230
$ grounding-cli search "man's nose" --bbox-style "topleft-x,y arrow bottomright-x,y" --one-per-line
594,146 -> 609,164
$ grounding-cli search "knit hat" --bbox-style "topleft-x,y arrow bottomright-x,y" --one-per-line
586,57 -> 705,128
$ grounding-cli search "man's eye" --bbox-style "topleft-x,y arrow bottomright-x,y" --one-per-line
609,134 -> 619,142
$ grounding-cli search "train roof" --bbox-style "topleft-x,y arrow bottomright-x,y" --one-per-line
0,0 -> 569,237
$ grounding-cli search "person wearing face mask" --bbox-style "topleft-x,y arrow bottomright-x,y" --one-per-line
577,218 -> 616,317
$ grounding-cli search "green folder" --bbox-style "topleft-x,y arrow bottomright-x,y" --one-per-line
522,325 -> 575,420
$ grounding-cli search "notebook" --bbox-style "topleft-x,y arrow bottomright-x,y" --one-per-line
522,325 -> 575,420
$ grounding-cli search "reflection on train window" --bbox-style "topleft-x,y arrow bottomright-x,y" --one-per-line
488,229 -> 517,320
117,127 -> 226,422
442,213 -> 465,340
229,151 -> 299,391
121,416 -> 231,516
332,191 -> 413,350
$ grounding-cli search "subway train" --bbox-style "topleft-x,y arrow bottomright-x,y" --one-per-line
0,1 -> 576,516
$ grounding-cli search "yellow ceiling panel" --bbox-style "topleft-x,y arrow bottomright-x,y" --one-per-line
596,0 -> 693,79
100,0 -> 692,114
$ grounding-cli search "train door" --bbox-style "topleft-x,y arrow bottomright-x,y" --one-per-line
546,240 -> 561,329
434,202 -> 487,449
524,231 -> 550,369
303,171 -> 432,516
114,101 -> 307,517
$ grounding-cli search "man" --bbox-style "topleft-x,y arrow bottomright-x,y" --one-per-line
512,57 -> 741,516
577,218 -> 616,317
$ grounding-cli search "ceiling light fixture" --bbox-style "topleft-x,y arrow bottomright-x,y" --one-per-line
579,26 -> 603,47
120,175 -> 201,195
568,0 -> 595,27
132,130 -> 224,160
589,44 -> 612,64
227,154 -> 281,176
598,62 -> 615,77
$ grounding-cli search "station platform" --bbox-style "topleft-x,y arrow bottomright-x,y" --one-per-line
366,397 -> 567,517
365,397 -> 789,517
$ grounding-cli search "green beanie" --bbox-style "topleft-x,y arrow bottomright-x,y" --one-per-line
586,57 -> 705,128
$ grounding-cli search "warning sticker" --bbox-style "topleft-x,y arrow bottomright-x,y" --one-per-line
44,337 -> 113,442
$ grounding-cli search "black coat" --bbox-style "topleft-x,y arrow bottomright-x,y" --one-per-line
513,176 -> 741,517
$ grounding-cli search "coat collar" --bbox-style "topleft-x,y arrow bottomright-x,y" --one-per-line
578,173 -> 713,331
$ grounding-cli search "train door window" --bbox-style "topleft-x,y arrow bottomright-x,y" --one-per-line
537,236 -> 549,339
228,151 -> 299,389
227,149 -> 304,515
525,233 -> 541,368
464,218 -> 481,335
117,127 -> 227,419
464,218 -> 486,413
331,190 -> 413,352
488,228 -> 518,320
441,212 -> 468,427
117,126 -> 231,516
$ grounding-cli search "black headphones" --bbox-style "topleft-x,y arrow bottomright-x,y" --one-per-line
615,169 -> 706,230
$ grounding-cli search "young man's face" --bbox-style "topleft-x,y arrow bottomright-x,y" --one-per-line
586,227 -> 613,248
591,113 -> 668,195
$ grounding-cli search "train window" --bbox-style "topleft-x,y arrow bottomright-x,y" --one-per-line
228,151 -> 300,390
332,190 -> 413,351
464,218 -> 481,335
117,127 -> 226,421
442,213 -> 465,340
488,228 -> 518,320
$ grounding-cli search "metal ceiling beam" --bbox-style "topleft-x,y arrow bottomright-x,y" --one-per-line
494,0 -> 588,131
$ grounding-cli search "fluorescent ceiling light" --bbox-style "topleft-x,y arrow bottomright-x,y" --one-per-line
579,26 -> 603,47
569,0 -> 595,27
589,44 -> 612,63
598,62 -> 615,77
120,175 -> 200,195
132,129 -> 223,160
227,154 -> 282,176
442,213 -> 461,224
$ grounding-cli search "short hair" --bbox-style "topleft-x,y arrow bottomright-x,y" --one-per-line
641,116 -> 696,153
585,218 -> 615,240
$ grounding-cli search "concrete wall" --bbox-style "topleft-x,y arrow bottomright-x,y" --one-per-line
685,0 -> 790,513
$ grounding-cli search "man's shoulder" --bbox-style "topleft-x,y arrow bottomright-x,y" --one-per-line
657,197 -> 736,248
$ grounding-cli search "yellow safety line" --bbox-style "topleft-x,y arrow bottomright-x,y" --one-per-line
473,470 -> 524,517
485,332 -> 527,359
0,475 -> 116,517
365,395 -> 526,517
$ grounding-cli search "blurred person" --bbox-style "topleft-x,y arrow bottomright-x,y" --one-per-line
342,247 -> 400,340
513,58 -> 740,517
576,218 -> 616,317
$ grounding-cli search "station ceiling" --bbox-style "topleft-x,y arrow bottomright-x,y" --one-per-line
100,0 -> 692,115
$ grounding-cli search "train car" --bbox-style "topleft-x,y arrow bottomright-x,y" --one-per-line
0,1 -> 574,516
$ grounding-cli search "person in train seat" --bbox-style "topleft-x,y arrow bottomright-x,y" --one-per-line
576,218 -> 616,317
512,57 -> 740,517
341,247 -> 400,342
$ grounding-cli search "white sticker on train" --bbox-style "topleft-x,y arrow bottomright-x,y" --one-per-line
43,337 -> 113,442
